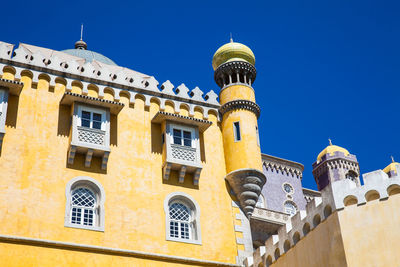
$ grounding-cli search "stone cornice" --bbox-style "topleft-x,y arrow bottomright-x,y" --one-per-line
262,153 -> 304,178
0,234 -> 239,267
220,99 -> 260,118
312,156 -> 360,175
0,41 -> 221,121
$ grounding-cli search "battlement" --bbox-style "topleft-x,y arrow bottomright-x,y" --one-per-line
262,154 -> 304,179
245,164 -> 400,267
312,151 -> 359,173
0,41 -> 220,121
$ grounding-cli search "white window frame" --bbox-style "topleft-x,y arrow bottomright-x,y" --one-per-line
77,105 -> 107,131
164,122 -> 201,168
164,192 -> 201,245
0,88 -> 9,134
71,102 -> 110,150
64,176 -> 105,232
168,200 -> 192,240
282,183 -> 295,195
169,124 -> 196,149
256,194 -> 265,208
256,125 -> 260,147
70,187 -> 97,227
283,200 -> 297,216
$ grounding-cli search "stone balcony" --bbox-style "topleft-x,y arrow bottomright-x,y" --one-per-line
250,207 -> 290,247
152,111 -> 212,185
61,92 -> 124,170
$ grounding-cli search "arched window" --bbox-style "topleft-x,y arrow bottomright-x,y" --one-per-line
71,188 -> 96,226
283,201 -> 297,216
169,202 -> 191,239
164,192 -> 201,244
345,170 -> 358,183
256,194 -> 265,208
65,176 -> 105,231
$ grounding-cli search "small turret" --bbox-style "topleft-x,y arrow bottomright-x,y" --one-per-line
312,140 -> 360,190
213,39 -> 265,217
383,156 -> 400,178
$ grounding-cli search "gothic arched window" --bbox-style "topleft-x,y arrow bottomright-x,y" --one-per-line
64,176 -> 105,231
71,188 -> 96,226
169,202 -> 191,239
284,201 -> 297,216
164,192 -> 201,244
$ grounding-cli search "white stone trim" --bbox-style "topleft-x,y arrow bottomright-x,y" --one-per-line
64,176 -> 105,232
72,102 -> 110,150
0,234 -> 239,267
247,166 -> 400,267
0,88 -> 8,134
163,192 -> 201,245
0,41 -> 221,121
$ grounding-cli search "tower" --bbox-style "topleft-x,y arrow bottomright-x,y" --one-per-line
383,156 -> 400,178
312,140 -> 360,190
212,39 -> 266,217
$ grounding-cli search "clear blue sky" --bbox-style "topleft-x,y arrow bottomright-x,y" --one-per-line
3,0 -> 399,189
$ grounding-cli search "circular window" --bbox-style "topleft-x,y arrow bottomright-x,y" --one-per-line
284,201 -> 297,216
283,183 -> 294,194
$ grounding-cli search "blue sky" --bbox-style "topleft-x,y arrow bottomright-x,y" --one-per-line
3,0 -> 400,189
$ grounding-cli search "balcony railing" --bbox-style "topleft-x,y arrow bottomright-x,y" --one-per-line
164,143 -> 202,185
170,144 -> 197,163
252,207 -> 290,225
77,126 -> 106,147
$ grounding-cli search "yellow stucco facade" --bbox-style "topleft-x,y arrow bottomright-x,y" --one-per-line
0,37 -> 270,266
0,69 -> 240,265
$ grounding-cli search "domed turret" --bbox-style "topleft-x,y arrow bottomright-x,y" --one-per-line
214,38 -> 265,218
383,156 -> 400,177
212,39 -> 257,89
212,40 -> 255,70
317,142 -> 350,164
312,140 -> 360,190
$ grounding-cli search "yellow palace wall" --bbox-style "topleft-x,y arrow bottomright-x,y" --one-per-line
267,193 -> 400,267
0,70 -> 239,265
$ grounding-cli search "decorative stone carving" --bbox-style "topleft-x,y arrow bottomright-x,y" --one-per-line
220,99 -> 261,118
0,42 -> 221,120
226,169 -> 266,217
214,61 -> 257,88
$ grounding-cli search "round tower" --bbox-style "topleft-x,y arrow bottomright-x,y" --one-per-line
212,39 -> 266,217
312,140 -> 360,190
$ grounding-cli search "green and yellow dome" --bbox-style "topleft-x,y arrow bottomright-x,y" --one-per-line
212,40 -> 255,70
383,157 -> 399,174
317,144 -> 350,163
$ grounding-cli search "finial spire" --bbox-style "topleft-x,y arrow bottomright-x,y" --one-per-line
391,155 -> 395,163
230,32 -> 233,43
75,24 -> 87,50
328,138 -> 332,146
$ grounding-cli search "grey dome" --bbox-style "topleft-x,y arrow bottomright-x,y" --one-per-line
62,48 -> 117,66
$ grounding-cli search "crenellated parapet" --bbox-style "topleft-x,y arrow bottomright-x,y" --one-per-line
245,165 -> 400,267
312,149 -> 360,190
262,154 -> 303,179
0,41 -> 220,121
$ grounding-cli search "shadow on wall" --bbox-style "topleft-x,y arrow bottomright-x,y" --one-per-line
57,104 -> 71,137
200,132 -> 206,163
151,122 -> 162,155
110,114 -> 117,146
162,171 -> 199,190
5,94 -> 19,128
66,153 -> 106,174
